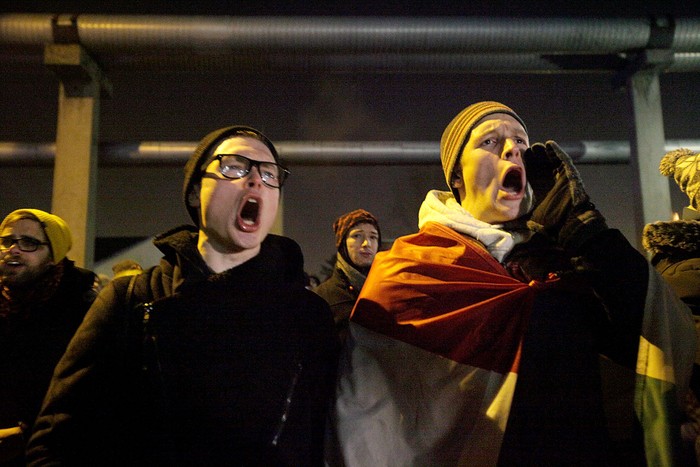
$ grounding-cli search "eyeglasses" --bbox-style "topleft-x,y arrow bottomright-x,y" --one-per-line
212,154 -> 290,188
0,235 -> 49,252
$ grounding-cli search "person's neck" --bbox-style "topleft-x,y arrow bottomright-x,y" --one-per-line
337,253 -> 368,291
197,237 -> 260,273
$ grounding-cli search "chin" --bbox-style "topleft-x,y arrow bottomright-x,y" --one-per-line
496,203 -> 522,222
350,258 -> 371,268
228,230 -> 264,250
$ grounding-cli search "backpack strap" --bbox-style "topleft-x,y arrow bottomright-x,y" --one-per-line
121,269 -> 159,372
125,273 -> 140,310
124,266 -> 157,310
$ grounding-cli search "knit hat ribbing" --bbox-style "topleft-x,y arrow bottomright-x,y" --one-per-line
183,125 -> 281,227
0,209 -> 72,262
660,148 -> 700,212
440,101 -> 528,191
333,209 -> 381,250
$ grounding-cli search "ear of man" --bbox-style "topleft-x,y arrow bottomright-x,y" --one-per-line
187,184 -> 201,207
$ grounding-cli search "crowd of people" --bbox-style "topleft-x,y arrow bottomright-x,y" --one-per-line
0,101 -> 697,466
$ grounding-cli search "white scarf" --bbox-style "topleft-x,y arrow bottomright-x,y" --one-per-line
418,190 -> 516,262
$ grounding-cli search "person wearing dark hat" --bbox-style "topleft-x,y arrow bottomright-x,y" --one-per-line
27,126 -> 339,466
314,209 -> 381,340
328,102 -> 696,466
0,209 -> 98,466
643,148 -> 700,465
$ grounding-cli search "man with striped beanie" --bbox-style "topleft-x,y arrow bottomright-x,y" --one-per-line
329,101 -> 695,466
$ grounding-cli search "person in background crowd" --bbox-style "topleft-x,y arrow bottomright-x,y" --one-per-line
111,258 -> 143,279
327,101 -> 696,466
314,209 -> 381,341
0,209 -> 98,466
643,147 -> 700,465
27,126 -> 340,466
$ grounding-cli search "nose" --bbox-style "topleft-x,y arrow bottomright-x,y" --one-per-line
246,165 -> 264,187
502,139 -> 522,160
4,242 -> 21,255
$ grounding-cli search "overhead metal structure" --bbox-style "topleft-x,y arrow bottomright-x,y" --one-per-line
1,13 -> 699,265
2,140 -> 700,166
1,14 -> 700,72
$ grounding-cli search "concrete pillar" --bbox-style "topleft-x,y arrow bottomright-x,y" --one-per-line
44,43 -> 110,268
625,50 -> 674,248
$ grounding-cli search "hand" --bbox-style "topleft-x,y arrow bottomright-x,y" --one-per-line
525,141 -> 607,251
522,141 -> 561,207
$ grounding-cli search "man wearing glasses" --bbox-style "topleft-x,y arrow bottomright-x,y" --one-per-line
0,209 -> 98,466
27,126 -> 339,466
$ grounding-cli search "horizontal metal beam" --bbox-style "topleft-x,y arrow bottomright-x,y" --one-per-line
2,14 -> 700,72
1,140 -> 699,166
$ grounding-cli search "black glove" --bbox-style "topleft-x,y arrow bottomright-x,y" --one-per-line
525,141 -> 607,252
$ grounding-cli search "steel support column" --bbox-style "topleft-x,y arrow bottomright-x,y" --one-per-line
44,42 -> 109,268
626,50 -> 674,248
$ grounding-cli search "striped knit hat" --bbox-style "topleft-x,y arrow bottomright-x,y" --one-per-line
440,101 -> 527,192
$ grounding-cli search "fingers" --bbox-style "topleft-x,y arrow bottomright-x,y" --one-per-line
524,144 -> 550,169
545,140 -> 588,208
524,142 -> 560,206
544,141 -> 574,165
529,142 -> 554,165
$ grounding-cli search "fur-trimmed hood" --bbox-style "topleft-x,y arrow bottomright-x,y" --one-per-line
642,219 -> 700,257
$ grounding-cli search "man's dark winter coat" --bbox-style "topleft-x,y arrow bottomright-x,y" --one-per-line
27,226 -> 339,466
0,259 -> 96,430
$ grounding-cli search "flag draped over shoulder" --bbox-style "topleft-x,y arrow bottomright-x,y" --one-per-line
330,222 -> 537,466
635,271 -> 696,466
328,221 -> 696,467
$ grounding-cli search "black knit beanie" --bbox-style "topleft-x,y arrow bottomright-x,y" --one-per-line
183,125 -> 281,227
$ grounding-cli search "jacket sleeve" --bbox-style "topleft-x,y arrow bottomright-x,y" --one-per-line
26,278 -> 134,466
576,228 -> 696,376
574,229 -> 650,366
575,229 -> 696,465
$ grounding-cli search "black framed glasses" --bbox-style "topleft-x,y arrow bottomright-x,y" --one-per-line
0,235 -> 49,252
213,154 -> 290,188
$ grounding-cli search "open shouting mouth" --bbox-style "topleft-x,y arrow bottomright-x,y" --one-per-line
237,195 -> 261,232
501,166 -> 525,199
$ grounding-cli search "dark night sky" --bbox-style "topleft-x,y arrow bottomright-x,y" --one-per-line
3,1 -> 698,17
